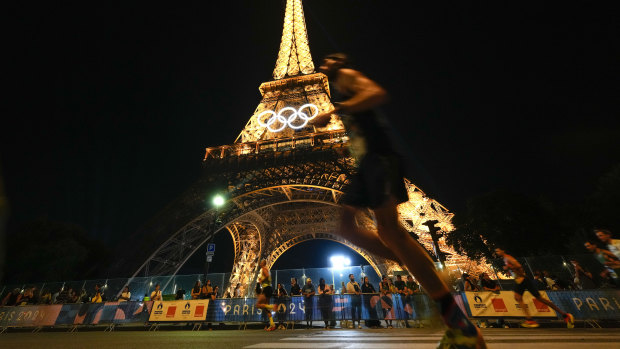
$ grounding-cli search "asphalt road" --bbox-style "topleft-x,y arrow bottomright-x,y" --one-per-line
1,328 -> 619,348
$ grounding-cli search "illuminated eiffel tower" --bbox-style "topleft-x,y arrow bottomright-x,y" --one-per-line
120,0 -> 493,297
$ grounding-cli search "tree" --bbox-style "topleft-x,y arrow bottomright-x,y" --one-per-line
2,217 -> 109,284
585,163 -> 620,234
446,190 -> 569,263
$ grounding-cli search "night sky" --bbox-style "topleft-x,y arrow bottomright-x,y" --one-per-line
4,2 -> 618,274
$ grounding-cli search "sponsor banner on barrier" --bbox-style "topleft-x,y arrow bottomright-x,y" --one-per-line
149,300 -> 209,322
54,301 -> 153,325
0,305 -> 62,327
463,291 -> 557,318
546,289 -> 620,320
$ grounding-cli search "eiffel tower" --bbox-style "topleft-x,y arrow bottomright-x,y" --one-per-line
116,0 -> 492,297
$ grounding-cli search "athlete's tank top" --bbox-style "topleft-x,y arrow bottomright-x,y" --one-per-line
261,268 -> 272,288
329,78 -> 396,158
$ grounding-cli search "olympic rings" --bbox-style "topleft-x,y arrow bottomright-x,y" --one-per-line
256,104 -> 319,132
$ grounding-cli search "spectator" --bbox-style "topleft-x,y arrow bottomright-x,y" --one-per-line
66,288 -> 76,303
201,280 -> 213,299
150,284 -> 162,301
393,275 -> 406,294
234,283 -> 243,298
405,275 -> 422,328
51,287 -> 61,304
290,278 -> 301,296
584,241 -> 620,286
69,290 -> 79,303
91,284 -> 103,303
596,229 -> 620,259
361,276 -> 379,329
542,271 -> 557,290
478,273 -> 504,328
533,271 -> 547,290
551,275 -> 568,290
17,286 -> 34,305
571,260 -> 596,289
118,286 -> 131,302
79,289 -> 89,303
40,290 -> 52,304
379,275 -> 393,328
191,281 -> 202,300
301,278 -> 315,329
276,283 -> 288,329
56,287 -> 71,304
1,288 -> 21,306
346,274 -> 362,329
206,286 -> 220,331
405,275 -> 419,294
462,274 -> 479,292
457,273 -> 468,292
479,273 -> 500,292
31,287 -> 40,304
317,278 -> 332,329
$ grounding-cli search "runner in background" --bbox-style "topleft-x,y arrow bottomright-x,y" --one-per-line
255,260 -> 276,331
495,248 -> 574,328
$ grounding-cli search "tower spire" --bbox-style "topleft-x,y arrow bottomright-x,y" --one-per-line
273,0 -> 315,79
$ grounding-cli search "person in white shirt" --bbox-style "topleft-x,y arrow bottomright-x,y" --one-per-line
118,286 -> 131,302
345,274 -> 362,329
596,229 -> 620,259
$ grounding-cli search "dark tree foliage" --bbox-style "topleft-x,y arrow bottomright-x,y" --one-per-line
2,217 -> 109,283
586,164 -> 620,234
446,190 -> 569,263
447,164 -> 620,261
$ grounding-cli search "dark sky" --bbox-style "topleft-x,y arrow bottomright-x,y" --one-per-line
4,2 -> 619,272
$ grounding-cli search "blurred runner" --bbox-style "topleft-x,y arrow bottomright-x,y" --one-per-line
313,53 -> 486,349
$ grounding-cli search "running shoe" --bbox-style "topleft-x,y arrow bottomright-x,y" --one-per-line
266,325 -> 277,331
520,320 -> 539,328
436,328 -> 486,349
564,313 -> 575,329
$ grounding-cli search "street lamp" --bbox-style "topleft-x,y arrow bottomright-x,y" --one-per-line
329,255 -> 351,269
204,193 -> 226,284
212,194 -> 225,208
330,255 -> 351,293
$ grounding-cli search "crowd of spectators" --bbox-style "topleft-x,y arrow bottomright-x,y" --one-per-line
0,283 -> 112,306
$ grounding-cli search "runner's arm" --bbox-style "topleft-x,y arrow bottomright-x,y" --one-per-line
334,68 -> 388,113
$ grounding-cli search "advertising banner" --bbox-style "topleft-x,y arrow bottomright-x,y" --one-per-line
546,289 -> 620,320
462,291 -> 557,318
148,300 -> 209,322
53,301 -> 153,325
0,305 -> 62,327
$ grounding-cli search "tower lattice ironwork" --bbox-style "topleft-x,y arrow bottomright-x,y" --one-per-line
120,0 -> 494,298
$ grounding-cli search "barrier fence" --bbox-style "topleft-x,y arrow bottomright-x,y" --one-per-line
2,253 -> 616,305
1,290 -> 619,329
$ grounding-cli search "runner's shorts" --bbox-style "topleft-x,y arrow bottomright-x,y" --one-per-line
262,286 -> 273,299
513,277 -> 541,298
342,152 -> 408,209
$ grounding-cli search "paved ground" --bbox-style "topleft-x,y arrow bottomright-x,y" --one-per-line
1,328 -> 619,348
